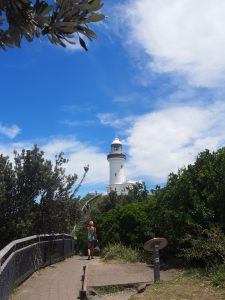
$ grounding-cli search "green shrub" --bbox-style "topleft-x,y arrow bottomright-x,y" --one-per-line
101,243 -> 140,263
74,226 -> 87,255
96,202 -> 156,250
180,226 -> 225,267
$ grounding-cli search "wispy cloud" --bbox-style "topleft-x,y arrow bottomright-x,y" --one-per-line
113,95 -> 134,103
61,104 -> 94,114
62,120 -> 96,126
115,0 -> 225,88
97,113 -> 135,129
0,123 -> 21,139
113,93 -> 149,105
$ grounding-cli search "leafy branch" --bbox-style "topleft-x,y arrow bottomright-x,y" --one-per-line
0,0 -> 105,51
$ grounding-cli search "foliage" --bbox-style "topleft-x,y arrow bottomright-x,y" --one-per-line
88,182 -> 150,221
91,147 -> 225,268
149,148 -> 225,264
101,243 -> 140,263
180,226 -> 225,267
96,202 -> 156,250
0,145 -> 87,249
74,224 -> 87,255
0,0 -> 105,51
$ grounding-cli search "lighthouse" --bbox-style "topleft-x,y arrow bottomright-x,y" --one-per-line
107,137 -> 135,194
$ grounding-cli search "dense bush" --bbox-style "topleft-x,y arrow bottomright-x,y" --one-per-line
180,226 -> 225,267
96,202 -> 156,249
93,148 -> 225,267
150,148 -> 225,264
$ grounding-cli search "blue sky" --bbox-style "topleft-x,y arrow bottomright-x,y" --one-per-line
1,0 -> 225,196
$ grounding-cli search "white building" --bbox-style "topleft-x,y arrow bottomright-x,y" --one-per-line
107,137 -> 137,195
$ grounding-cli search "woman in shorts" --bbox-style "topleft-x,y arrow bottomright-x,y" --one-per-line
87,220 -> 97,260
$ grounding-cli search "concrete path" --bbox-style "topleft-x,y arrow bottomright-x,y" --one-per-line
11,256 -> 177,300
11,256 -> 86,300
87,258 -> 176,287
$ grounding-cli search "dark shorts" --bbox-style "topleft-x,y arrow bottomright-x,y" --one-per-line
88,241 -> 95,249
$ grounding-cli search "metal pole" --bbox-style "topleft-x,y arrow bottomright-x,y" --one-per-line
153,243 -> 160,282
63,234 -> 65,259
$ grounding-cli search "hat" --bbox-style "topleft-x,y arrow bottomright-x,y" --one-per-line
89,220 -> 94,226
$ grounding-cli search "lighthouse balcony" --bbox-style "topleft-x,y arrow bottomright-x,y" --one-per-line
107,153 -> 126,160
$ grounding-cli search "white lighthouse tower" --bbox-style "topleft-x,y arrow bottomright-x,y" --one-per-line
107,137 -> 134,194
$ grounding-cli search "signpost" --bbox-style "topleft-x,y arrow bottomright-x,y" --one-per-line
144,237 -> 168,282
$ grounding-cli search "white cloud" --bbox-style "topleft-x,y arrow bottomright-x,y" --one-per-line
0,138 -> 108,189
37,138 -> 108,185
97,113 -> 135,129
0,141 -> 32,162
125,101 -> 225,182
113,93 -> 148,104
2,99 -> 225,191
0,124 -> 21,139
61,104 -> 94,113
117,0 -> 225,87
62,120 -> 96,126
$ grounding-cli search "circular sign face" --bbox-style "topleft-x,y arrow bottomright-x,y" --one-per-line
144,237 -> 168,252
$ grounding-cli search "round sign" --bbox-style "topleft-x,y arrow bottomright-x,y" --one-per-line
144,237 -> 168,252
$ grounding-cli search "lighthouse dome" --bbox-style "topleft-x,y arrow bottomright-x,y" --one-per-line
111,137 -> 122,145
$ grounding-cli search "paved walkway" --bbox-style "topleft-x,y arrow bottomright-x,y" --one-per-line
11,256 -> 177,300
87,259 -> 176,287
12,256 -> 86,300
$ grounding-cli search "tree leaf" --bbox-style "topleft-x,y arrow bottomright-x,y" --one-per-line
79,37 -> 88,51
83,13 -> 105,23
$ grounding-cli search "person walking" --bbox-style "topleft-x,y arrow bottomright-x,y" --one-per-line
87,220 -> 97,260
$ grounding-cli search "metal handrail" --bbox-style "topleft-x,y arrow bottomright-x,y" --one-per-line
0,234 -> 73,268
0,234 -> 75,300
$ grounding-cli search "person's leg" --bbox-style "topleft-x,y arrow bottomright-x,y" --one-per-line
88,242 -> 91,259
90,242 -> 94,258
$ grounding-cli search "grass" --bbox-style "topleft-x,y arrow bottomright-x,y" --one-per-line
129,267 -> 225,300
206,265 -> 225,288
96,284 -> 128,295
101,243 -> 140,263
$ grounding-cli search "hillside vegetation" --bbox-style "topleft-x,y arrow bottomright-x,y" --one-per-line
80,148 -> 225,271
1,145 -> 225,275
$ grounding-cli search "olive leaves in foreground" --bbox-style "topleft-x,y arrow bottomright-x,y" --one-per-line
0,0 -> 105,51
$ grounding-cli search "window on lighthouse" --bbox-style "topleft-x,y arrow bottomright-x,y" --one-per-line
112,144 -> 121,152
